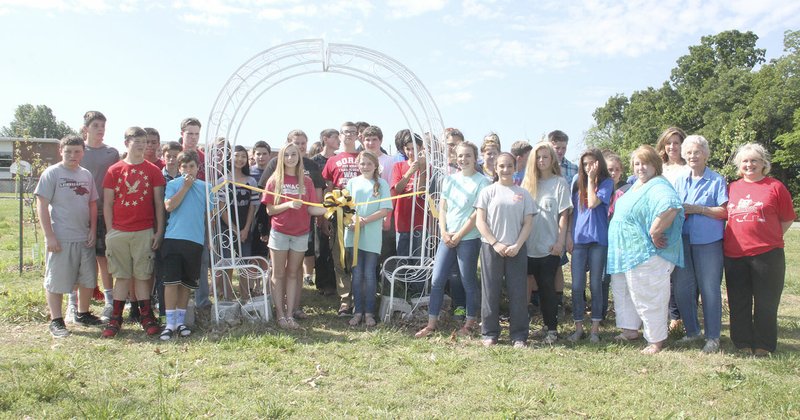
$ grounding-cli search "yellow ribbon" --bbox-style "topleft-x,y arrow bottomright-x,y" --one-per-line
211,179 -> 432,268
322,189 -> 360,268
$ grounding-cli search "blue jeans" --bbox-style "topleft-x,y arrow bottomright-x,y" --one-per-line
672,237 -> 723,339
351,249 -> 379,315
428,238 -> 481,319
396,230 -> 422,257
570,243 -> 607,322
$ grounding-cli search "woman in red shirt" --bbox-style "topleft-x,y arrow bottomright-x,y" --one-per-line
724,143 -> 796,357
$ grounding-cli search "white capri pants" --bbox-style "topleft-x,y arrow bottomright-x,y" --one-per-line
611,254 -> 675,344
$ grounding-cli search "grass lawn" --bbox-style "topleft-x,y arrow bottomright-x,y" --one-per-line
0,195 -> 798,418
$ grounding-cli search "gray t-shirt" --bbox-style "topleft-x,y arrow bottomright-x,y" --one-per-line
34,163 -> 99,243
475,183 -> 536,245
81,143 -> 119,214
526,176 -> 572,258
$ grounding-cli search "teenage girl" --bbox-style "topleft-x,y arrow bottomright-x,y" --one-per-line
415,142 -> 490,338
264,143 -> 326,329
475,152 -> 535,347
344,151 -> 393,327
217,145 -> 259,301
566,148 -> 613,343
520,143 -> 572,344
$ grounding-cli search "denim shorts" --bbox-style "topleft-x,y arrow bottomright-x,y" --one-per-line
268,230 -> 309,253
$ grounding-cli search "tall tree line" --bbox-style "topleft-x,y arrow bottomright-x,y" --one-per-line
586,29 -> 800,206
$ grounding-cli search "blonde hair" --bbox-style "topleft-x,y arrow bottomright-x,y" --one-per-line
733,142 -> 771,177
358,151 -> 382,197
268,143 -> 306,204
521,142 -> 560,200
630,145 -> 663,177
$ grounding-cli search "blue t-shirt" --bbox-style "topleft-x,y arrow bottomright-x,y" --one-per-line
607,176 -> 684,274
441,172 -> 491,241
674,167 -> 728,245
164,176 -> 210,245
344,176 -> 393,254
571,176 -> 613,245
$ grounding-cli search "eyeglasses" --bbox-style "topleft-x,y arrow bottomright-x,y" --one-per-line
342,130 -> 357,135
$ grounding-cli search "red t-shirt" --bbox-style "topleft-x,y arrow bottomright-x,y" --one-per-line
723,177 -> 796,258
102,160 -> 166,232
195,149 -> 206,181
263,174 -> 316,236
390,160 -> 425,233
322,152 -> 360,189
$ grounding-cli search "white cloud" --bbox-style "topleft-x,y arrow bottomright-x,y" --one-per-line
386,0 -> 447,18
180,12 -> 229,26
461,0 -> 502,20
282,20 -> 309,32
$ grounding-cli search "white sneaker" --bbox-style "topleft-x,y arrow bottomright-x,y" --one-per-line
65,304 -> 77,324
543,331 -> 558,345
100,303 -> 113,322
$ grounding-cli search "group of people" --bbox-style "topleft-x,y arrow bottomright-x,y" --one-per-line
37,114 -> 795,356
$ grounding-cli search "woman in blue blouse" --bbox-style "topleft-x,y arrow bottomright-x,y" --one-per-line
607,145 -> 684,355
671,135 -> 728,353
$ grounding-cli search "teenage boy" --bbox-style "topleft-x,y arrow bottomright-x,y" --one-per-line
101,127 -> 166,338
159,150 -> 209,340
249,140 -> 272,182
321,122 -> 361,315
144,127 -> 163,169
161,141 -> 183,182
391,130 -> 427,259
178,118 -> 212,313
310,129 -> 339,296
36,135 -> 102,337
180,118 -> 205,180
511,140 -> 533,186
548,130 -> 577,320
153,141 -> 183,324
80,111 -> 119,323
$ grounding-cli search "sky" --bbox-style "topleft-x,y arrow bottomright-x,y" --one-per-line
1,0 -> 799,162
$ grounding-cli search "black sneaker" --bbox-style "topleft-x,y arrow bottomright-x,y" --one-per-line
49,318 -> 70,338
74,312 -> 103,326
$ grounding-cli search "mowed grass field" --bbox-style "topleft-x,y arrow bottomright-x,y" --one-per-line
0,195 -> 798,418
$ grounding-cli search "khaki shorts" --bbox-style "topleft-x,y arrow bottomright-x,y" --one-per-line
44,242 -> 98,294
105,228 -> 155,280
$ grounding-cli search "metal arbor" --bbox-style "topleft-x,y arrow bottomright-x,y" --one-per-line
204,39 -> 447,323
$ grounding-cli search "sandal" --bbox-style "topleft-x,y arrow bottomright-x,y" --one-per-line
338,303 -> 352,317
457,321 -> 477,337
159,327 -> 174,341
293,309 -> 308,320
176,324 -> 192,338
277,317 -> 289,329
286,317 -> 300,329
364,314 -> 376,327
613,332 -> 640,341
641,343 -> 662,355
349,314 -> 363,327
414,325 -> 436,338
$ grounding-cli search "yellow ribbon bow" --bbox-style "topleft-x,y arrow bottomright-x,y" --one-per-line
323,189 -> 360,268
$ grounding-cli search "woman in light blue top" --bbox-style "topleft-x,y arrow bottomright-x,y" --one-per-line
416,142 -> 490,338
607,145 -> 684,355
671,135 -> 728,353
345,151 -> 393,327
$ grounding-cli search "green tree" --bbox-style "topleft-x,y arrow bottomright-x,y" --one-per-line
1,104 -> 76,138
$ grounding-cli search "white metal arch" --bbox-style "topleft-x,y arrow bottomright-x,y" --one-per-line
204,39 -> 447,323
